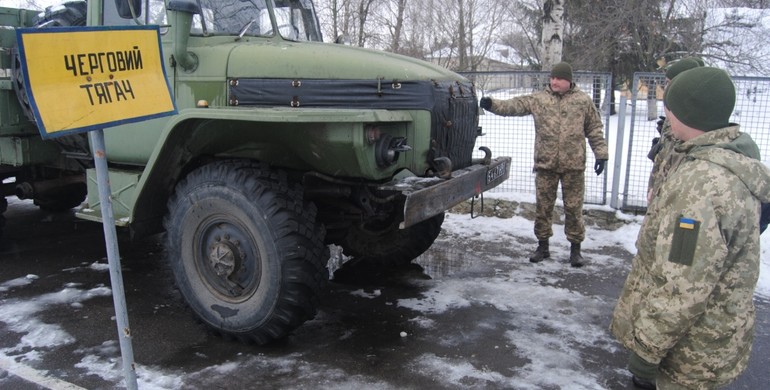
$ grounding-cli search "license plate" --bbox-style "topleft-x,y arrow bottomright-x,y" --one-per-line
486,161 -> 507,184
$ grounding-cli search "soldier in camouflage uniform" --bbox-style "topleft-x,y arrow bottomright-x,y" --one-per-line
611,67 -> 770,390
480,62 -> 608,267
648,58 -> 770,234
647,58 -> 702,203
480,62 -> 609,267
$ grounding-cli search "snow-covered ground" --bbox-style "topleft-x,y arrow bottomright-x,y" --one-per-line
0,195 -> 768,389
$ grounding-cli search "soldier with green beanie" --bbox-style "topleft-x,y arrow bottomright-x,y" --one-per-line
611,66 -> 770,389
665,58 -> 701,80
646,58 -> 703,203
685,56 -> 706,67
479,62 -> 609,267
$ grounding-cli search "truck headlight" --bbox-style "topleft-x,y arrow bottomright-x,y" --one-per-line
375,133 -> 411,168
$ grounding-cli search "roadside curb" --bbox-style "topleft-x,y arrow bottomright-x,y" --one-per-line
449,198 -> 636,231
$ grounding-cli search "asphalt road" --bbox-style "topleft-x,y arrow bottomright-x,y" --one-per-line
0,199 -> 767,389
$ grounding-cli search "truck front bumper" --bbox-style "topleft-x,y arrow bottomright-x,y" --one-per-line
378,156 -> 511,229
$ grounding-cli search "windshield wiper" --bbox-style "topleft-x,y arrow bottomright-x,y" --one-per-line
196,0 -> 208,35
237,18 -> 258,40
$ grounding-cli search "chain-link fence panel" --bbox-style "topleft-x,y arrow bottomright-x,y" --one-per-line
461,71 -> 612,205
617,72 -> 665,211
618,73 -> 770,212
733,77 -> 770,164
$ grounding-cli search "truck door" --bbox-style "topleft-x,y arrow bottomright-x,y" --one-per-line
99,0 -> 175,164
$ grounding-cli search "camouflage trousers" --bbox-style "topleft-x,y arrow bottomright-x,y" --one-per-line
656,372 -> 722,390
534,169 -> 585,243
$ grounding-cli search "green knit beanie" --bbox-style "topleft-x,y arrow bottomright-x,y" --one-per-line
685,56 -> 706,67
665,58 -> 700,80
664,67 -> 735,132
550,62 -> 573,82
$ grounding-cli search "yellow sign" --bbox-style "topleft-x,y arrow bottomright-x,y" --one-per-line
16,26 -> 176,138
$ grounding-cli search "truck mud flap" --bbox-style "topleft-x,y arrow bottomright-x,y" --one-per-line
387,156 -> 511,229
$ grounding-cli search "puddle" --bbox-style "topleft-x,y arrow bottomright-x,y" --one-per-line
414,246 -> 476,279
325,243 -> 478,281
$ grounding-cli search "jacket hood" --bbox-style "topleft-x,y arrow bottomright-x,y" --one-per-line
680,125 -> 770,203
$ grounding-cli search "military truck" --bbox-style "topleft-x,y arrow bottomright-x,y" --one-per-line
0,0 -> 510,344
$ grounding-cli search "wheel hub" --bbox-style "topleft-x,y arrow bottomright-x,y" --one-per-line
196,218 -> 262,300
208,236 -> 242,278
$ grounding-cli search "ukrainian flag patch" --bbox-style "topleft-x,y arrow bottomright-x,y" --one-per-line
679,217 -> 696,230
670,215 -> 700,266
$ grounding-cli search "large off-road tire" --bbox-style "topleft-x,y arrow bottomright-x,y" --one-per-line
338,212 -> 445,270
33,1 -> 87,27
12,1 -> 92,158
13,1 -> 87,121
164,160 -> 327,344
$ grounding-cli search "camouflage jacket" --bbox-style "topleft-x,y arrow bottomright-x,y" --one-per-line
487,85 -> 608,172
647,119 -> 684,200
611,125 -> 770,388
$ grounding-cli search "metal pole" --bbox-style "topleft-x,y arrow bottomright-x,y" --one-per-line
88,130 -> 138,390
611,95 -> 627,209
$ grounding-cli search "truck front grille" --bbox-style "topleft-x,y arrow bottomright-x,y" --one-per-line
429,80 -> 479,171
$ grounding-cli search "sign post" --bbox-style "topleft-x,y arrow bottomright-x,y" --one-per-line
88,129 -> 138,389
16,26 -> 177,390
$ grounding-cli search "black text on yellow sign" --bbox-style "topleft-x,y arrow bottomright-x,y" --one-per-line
65,47 -> 142,105
16,26 -> 176,138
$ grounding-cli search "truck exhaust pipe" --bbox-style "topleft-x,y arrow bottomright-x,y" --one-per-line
167,0 -> 199,72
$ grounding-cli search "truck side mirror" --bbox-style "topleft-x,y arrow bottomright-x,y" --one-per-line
167,0 -> 201,14
115,0 -> 143,19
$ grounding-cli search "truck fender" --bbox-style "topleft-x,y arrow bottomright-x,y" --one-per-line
129,107 -> 412,238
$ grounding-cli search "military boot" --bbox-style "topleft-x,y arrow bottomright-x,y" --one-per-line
569,243 -> 584,267
529,240 -> 550,263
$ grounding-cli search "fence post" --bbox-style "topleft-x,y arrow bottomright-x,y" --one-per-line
611,94 -> 627,209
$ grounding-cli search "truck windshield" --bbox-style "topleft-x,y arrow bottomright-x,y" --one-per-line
193,0 -> 322,42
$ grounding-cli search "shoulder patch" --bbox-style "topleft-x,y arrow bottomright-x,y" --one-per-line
669,216 -> 700,266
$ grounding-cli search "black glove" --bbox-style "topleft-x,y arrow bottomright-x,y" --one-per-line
479,97 -> 492,111
647,138 -> 662,161
656,116 -> 666,134
594,159 -> 607,175
760,202 -> 770,234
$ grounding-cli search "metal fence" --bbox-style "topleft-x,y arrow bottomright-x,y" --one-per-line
463,70 -> 770,212
615,72 -> 770,211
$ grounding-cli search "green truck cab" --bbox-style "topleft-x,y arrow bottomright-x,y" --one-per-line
0,0 -> 510,344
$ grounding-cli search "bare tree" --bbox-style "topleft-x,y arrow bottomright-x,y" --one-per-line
500,0 -> 542,68
700,7 -> 770,75
315,0 -> 347,42
563,1 -> 683,86
316,0 -> 376,46
354,0 -> 376,47
719,0 -> 770,7
425,0 -> 510,71
317,0 -> 770,76
389,0 -> 434,58
381,0 -> 408,53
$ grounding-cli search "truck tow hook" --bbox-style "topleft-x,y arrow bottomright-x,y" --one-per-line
473,146 -> 492,166
433,157 -> 452,179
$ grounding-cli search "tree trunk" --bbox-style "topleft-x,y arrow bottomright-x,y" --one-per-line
390,0 -> 407,53
540,0 -> 565,69
457,0 -> 467,70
